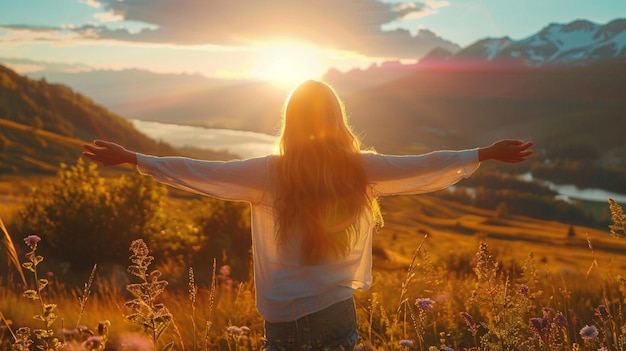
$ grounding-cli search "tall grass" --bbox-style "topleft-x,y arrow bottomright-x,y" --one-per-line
0,199 -> 625,350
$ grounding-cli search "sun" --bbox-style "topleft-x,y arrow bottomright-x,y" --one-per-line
248,43 -> 325,84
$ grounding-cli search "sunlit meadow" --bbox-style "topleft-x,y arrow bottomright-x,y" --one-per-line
1,199 -> 626,350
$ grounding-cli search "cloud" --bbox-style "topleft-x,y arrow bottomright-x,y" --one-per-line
0,25 -> 84,42
0,1 -> 459,60
83,0 -> 102,8
93,10 -> 124,23
0,57 -> 94,74
93,0 -> 459,59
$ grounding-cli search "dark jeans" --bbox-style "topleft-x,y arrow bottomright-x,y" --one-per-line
264,297 -> 358,351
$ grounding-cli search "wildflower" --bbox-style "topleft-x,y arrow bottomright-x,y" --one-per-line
82,336 -> 103,349
435,292 -> 450,304
473,242 -> 498,281
57,328 -> 79,339
240,326 -> 251,334
519,284 -> 530,296
227,326 -> 243,335
399,339 -> 414,348
23,235 -> 41,250
594,305 -> 611,321
608,198 -> 626,238
97,320 -> 111,336
460,312 -> 479,335
415,298 -> 435,311
129,239 -> 150,257
109,333 -> 152,350
579,325 -> 599,341
554,312 -> 567,327
529,317 -> 549,338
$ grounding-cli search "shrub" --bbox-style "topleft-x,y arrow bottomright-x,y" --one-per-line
190,197 -> 252,282
16,158 -> 167,269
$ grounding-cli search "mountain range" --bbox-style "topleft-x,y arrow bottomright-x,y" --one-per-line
435,18 -> 626,64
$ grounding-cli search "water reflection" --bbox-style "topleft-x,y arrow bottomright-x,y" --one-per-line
131,119 -> 277,159
520,172 -> 626,203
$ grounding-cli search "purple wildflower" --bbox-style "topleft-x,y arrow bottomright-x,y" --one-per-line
519,284 -> 530,296
57,328 -> 79,339
460,312 -> 479,335
82,336 -> 102,349
554,312 -> 567,328
227,326 -> 243,335
23,235 -> 41,250
579,325 -> 599,341
529,317 -> 549,338
415,298 -> 435,311
399,339 -> 414,348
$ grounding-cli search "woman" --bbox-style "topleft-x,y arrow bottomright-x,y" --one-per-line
83,80 -> 533,350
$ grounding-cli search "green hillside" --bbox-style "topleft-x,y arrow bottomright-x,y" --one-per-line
0,64 -> 238,174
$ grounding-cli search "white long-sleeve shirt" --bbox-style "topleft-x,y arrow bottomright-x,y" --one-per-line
136,149 -> 480,322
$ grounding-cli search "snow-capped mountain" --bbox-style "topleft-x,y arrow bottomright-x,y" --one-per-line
451,18 -> 626,65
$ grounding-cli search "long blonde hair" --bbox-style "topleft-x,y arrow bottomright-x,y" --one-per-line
274,80 -> 381,265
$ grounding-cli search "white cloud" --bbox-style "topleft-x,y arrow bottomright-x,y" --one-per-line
83,0 -> 102,9
1,1 -> 460,61
94,11 -> 124,23
90,0 -> 459,59
0,26 -> 83,42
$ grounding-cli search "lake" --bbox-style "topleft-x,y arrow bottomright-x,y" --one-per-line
131,119 -> 278,159
132,119 -> 626,204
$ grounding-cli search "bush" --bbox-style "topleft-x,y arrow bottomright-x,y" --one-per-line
190,197 -> 252,282
16,158 -> 168,269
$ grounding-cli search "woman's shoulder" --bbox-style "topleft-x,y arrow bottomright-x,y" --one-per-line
358,150 -> 383,162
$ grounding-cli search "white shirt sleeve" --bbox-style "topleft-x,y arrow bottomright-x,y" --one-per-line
135,154 -> 269,204
362,149 -> 480,197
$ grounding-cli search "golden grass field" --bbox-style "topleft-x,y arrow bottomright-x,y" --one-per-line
2,175 -> 626,350
374,195 -> 626,277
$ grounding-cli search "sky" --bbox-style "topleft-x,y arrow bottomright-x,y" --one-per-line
1,0 -> 625,83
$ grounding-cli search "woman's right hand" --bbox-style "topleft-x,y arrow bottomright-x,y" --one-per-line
82,140 -> 138,166
478,139 -> 534,163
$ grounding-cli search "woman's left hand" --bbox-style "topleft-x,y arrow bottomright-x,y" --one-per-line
82,140 -> 138,166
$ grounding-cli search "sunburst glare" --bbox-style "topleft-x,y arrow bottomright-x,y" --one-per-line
248,43 -> 324,84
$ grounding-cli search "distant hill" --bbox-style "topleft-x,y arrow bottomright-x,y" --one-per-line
26,69 -> 290,134
0,64 -> 236,174
327,59 -> 626,161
